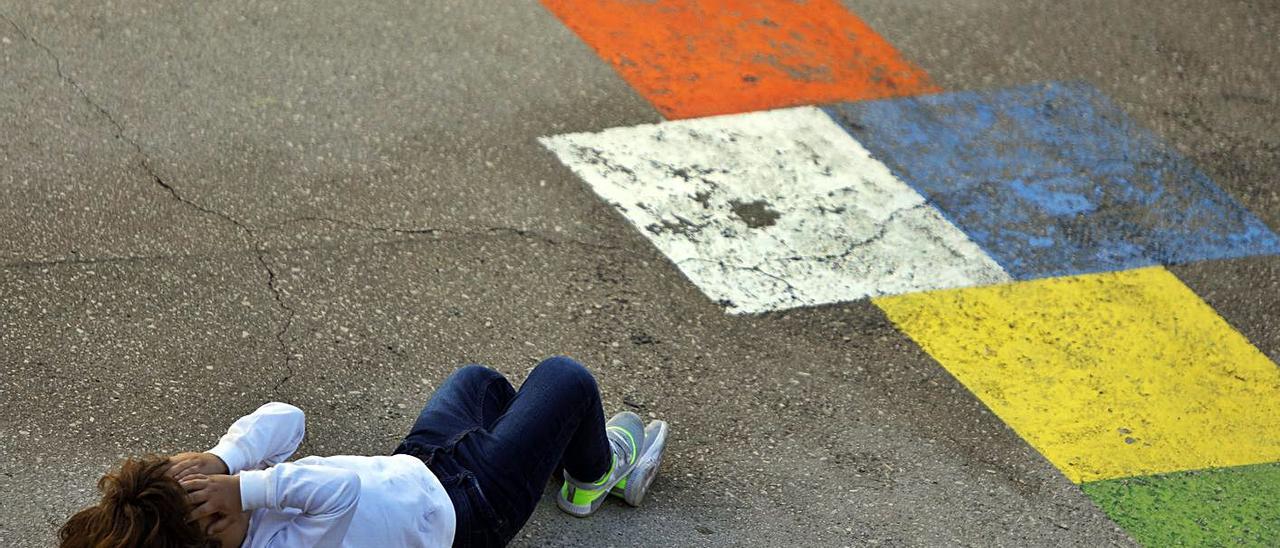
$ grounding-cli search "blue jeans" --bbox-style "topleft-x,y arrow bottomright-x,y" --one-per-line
393,356 -> 612,547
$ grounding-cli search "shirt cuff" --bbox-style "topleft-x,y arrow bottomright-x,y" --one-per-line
238,469 -> 272,511
207,441 -> 247,475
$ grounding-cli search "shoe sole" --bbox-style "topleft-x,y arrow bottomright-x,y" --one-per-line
611,420 -> 667,506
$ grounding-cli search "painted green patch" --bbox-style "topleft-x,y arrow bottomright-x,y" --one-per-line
1082,463 -> 1280,546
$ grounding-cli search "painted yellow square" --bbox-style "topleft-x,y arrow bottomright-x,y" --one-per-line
874,266 -> 1280,483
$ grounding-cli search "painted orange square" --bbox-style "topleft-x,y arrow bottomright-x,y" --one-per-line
541,0 -> 939,119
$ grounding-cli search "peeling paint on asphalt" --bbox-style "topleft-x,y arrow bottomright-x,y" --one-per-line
875,267 -> 1280,483
540,107 -> 1010,314
728,199 -> 780,229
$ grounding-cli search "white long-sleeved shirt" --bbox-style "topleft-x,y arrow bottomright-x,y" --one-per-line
206,403 -> 455,547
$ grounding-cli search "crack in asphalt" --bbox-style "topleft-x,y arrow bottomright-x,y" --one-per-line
1,252 -> 198,269
0,13 -> 247,234
779,202 -> 931,263
678,257 -> 811,305
258,253 -> 297,392
2,14 -> 656,390
263,215 -> 649,259
2,12 -> 298,390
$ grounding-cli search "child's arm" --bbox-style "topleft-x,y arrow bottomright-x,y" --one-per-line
183,462 -> 360,546
206,402 -> 306,475
240,462 -> 361,545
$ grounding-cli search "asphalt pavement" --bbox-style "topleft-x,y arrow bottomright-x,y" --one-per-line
2,1 -> 1277,546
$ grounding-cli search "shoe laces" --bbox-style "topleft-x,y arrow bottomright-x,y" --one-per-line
607,429 -> 635,467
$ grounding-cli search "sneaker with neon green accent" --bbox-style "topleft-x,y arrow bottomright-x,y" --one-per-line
610,419 -> 667,506
556,412 -> 645,517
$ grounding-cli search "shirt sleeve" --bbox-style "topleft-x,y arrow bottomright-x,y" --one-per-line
207,402 -> 305,475
239,462 -> 361,547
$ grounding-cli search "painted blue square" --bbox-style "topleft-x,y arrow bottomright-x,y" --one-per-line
823,82 -> 1280,279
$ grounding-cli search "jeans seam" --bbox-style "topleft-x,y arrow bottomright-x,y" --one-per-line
476,374 -> 505,427
468,476 -> 508,538
447,425 -> 481,449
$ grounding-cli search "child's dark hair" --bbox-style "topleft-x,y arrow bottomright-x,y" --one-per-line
59,455 -> 218,548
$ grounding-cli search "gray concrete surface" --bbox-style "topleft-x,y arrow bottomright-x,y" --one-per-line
1,0 -> 1276,545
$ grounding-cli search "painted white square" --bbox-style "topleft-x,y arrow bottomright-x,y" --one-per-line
540,107 -> 1010,314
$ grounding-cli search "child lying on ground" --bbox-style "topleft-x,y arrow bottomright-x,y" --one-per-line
58,356 -> 669,547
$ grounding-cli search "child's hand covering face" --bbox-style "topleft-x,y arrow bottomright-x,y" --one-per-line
180,474 -> 242,535
167,452 -> 229,481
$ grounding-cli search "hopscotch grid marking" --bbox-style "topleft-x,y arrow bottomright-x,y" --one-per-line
539,107 -> 1010,314
825,83 -> 1280,280
875,266 -> 1280,484
541,1 -> 1280,541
